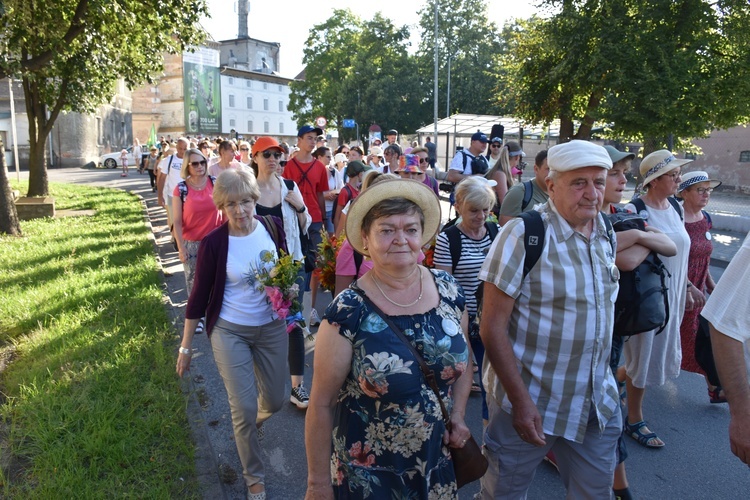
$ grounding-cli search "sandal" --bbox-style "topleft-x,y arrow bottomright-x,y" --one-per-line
624,417 -> 664,448
708,386 -> 728,404
470,381 -> 482,393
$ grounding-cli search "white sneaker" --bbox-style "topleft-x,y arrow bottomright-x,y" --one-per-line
309,309 -> 321,327
290,384 -> 310,409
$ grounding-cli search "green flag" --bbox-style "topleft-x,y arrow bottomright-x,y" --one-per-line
147,124 -> 158,147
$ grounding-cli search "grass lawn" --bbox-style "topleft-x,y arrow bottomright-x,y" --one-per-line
0,182 -> 198,498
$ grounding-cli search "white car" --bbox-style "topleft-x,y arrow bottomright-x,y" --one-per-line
98,146 -> 141,169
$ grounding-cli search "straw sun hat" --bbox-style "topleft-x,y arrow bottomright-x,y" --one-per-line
345,179 -> 441,257
640,149 -> 693,186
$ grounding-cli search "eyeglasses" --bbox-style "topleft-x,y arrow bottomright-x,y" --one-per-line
695,187 -> 713,195
665,170 -> 681,180
240,147 -> 249,151
279,160 -> 288,167
225,199 -> 254,210
262,151 -> 282,159
189,160 -> 207,168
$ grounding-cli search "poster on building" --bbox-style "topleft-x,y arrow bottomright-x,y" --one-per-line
183,47 -> 222,135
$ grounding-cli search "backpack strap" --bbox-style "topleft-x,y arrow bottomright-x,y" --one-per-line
177,181 -> 188,204
667,196 -> 683,220
521,180 -> 534,210
485,221 -> 499,241
630,197 -> 646,215
444,225 -> 462,274
702,210 -> 712,228
600,211 -> 615,255
518,211 -> 545,278
353,250 -> 364,278
283,178 -> 295,191
167,154 -> 175,172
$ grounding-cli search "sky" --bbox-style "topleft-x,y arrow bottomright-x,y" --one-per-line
201,0 -> 539,79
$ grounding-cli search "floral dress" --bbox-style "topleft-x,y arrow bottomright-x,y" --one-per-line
679,214 -> 713,374
323,269 -> 468,499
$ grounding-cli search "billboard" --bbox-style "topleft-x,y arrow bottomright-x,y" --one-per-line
183,47 -> 221,135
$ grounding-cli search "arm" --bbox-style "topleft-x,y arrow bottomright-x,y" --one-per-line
333,204 -> 344,238
284,184 -> 309,230
157,171 -> 166,206
305,321 -> 353,499
709,324 -> 750,464
445,310 -> 473,448
616,227 -> 677,256
317,191 -> 327,222
172,194 -> 187,263
493,172 -> 509,205
333,274 -> 355,297
446,169 -> 465,184
479,282 -> 546,446
176,318 -> 198,377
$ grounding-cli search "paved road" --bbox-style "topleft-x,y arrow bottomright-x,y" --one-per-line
25,167 -> 750,499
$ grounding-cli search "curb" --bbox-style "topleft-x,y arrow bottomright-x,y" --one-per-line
135,193 -> 228,500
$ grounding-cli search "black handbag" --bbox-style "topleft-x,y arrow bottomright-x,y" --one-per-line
353,289 -> 488,488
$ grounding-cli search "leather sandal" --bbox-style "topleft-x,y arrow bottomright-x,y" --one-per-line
708,386 -> 728,404
624,417 -> 664,448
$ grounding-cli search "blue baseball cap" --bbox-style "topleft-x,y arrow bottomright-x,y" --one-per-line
298,125 -> 323,137
471,131 -> 488,143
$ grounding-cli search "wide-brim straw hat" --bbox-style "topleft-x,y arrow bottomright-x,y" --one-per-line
345,179 -> 441,257
640,149 -> 693,186
677,171 -> 722,193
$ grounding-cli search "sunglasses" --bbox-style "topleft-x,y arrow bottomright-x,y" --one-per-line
419,158 -> 429,164
189,160 -> 207,168
240,147 -> 249,151
262,151 -> 282,159
491,143 -> 502,148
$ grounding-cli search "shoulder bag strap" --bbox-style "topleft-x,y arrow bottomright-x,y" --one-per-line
352,288 -> 453,431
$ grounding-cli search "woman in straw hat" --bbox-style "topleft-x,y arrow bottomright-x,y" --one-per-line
622,149 -> 693,449
677,171 -> 725,403
305,179 -> 474,497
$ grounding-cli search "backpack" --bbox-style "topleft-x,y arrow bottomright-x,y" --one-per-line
442,222 -> 499,274
607,211 -> 671,336
521,180 -> 535,211
334,184 -> 355,213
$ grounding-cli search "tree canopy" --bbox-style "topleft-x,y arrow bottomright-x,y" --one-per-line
0,0 -> 208,197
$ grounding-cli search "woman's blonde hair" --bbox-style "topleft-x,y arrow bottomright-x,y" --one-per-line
485,142 -> 515,190
180,148 -> 208,179
455,176 -> 496,212
213,169 -> 260,209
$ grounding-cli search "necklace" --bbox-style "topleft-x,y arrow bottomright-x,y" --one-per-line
372,267 -> 423,308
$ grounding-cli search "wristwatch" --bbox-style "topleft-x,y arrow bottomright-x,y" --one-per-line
295,205 -> 306,213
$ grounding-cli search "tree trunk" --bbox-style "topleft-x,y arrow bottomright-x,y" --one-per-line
23,76 -> 61,197
574,90 -> 603,140
0,136 -> 22,236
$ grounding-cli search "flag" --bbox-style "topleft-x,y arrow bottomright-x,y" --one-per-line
147,124 -> 158,147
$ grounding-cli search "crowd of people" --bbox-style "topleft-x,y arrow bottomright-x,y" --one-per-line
135,125 -> 749,499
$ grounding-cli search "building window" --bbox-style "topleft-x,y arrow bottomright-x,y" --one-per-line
263,82 -> 268,90
96,117 -> 103,144
247,96 -> 252,109
279,123 -> 284,134
740,151 -> 750,162
278,100 -> 283,112
263,98 -> 269,111
278,85 -> 283,92
229,118 -> 236,127
228,77 -> 234,85
247,120 -> 253,132
246,80 -> 251,88
229,94 -> 235,107
264,121 -> 270,133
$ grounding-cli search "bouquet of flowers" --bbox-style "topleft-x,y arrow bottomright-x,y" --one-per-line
422,236 -> 437,269
314,229 -> 343,293
247,250 -> 305,333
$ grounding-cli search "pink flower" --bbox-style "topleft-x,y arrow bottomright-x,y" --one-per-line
348,441 -> 376,467
358,374 -> 388,398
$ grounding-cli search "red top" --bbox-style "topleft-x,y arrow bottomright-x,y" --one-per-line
173,182 -> 221,241
336,184 -> 359,209
283,158 -> 329,222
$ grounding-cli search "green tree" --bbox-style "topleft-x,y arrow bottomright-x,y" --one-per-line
500,0 -> 750,148
417,0 -> 506,118
0,0 -> 208,198
288,10 -> 425,146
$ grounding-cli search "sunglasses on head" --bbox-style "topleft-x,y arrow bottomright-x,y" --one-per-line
189,160 -> 207,168
262,151 -> 282,159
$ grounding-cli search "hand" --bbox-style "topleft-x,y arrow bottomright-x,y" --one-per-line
285,190 -> 305,211
511,398 -> 546,446
685,288 -> 696,312
729,411 -> 750,465
443,415 -> 471,448
690,286 -> 706,309
178,246 -> 187,263
305,483 -> 334,500
158,196 -> 165,207
176,351 -> 191,377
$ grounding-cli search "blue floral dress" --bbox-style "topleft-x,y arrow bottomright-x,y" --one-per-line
322,269 -> 469,499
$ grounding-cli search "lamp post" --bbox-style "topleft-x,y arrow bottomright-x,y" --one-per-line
356,89 -> 360,147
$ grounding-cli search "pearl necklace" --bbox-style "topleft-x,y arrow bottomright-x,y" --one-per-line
372,267 -> 423,308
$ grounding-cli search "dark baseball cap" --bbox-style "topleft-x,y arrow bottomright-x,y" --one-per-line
298,125 -> 323,137
345,160 -> 367,178
471,131 -> 489,143
387,129 -> 398,136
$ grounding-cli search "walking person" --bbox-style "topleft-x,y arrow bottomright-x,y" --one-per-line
177,169 -> 289,500
144,146 -> 159,192
133,138 -> 143,174
172,147 -> 222,334
305,179 -> 473,497
253,136 -> 313,410
120,148 -> 129,177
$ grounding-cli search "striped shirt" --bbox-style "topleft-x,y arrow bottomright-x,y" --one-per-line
433,226 -> 494,316
478,200 -> 620,442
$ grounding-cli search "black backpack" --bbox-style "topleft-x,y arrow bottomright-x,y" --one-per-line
442,222 -> 499,274
607,212 -> 671,336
